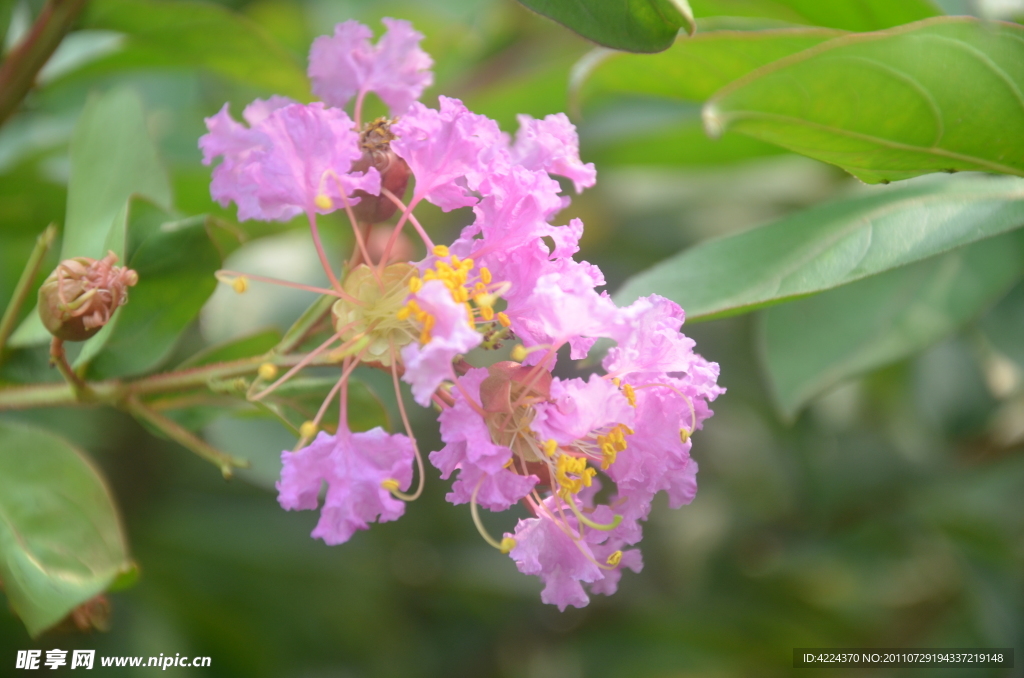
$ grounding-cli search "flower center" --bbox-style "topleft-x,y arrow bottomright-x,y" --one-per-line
332,262 -> 418,365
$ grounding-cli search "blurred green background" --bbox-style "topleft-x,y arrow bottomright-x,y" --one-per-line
1,0 -> 1022,676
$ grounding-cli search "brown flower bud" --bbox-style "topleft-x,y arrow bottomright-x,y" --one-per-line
38,251 -> 139,341
351,117 -> 410,224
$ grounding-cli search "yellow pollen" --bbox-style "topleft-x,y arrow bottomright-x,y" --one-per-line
474,292 -> 497,308
497,312 -> 511,327
623,382 -> 637,407
432,245 -> 449,257
612,377 -> 621,387
232,277 -> 248,294
299,421 -> 317,439
408,276 -> 423,292
510,345 -> 527,362
499,537 -> 517,554
606,550 -> 623,566
257,362 -> 278,381
480,305 -> 495,321
450,255 -> 461,267
461,258 -> 475,271
479,267 -> 492,284
314,194 -> 333,210
381,478 -> 400,492
679,428 -> 690,444
543,439 -> 558,457
555,454 -> 595,496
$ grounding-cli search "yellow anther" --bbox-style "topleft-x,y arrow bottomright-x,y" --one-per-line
408,276 -> 423,293
499,537 -> 517,554
432,245 -> 450,258
473,282 -> 487,294
232,276 -> 248,294
543,439 -> 558,456
606,550 -> 623,567
679,428 -> 690,444
453,287 -> 469,303
497,312 -> 511,328
257,362 -> 278,381
510,345 -> 527,362
503,456 -> 515,469
474,292 -> 497,309
314,194 -> 333,210
612,377 -> 621,387
450,255 -> 461,268
299,421 -> 317,439
461,258 -> 475,270
479,267 -> 492,284
479,305 -> 495,321
423,269 -> 436,281
396,305 -> 412,321
623,382 -> 637,407
381,478 -> 400,492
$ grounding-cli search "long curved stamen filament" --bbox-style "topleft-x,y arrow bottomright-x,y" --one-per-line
330,177 -> 381,289
215,269 -> 365,306
540,496 -> 620,572
354,88 -> 368,129
306,212 -> 344,293
381,188 -> 433,250
470,477 -> 515,553
378,196 -> 422,275
250,333 -> 340,401
385,342 -> 425,502
563,491 -> 623,531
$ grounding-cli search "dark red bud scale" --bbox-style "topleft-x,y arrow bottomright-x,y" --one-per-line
351,117 -> 410,224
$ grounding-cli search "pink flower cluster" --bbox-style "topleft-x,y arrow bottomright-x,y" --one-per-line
200,18 -> 723,610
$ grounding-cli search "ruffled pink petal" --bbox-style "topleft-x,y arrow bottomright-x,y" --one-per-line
531,374 -> 634,445
507,512 -> 603,611
510,113 -> 596,193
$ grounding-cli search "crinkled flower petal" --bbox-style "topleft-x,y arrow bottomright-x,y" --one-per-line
276,428 -> 414,545
401,279 -> 482,406
531,374 -> 634,445
510,113 -> 596,193
309,18 -> 433,116
507,512 -> 603,611
604,294 -> 699,378
391,97 -> 503,211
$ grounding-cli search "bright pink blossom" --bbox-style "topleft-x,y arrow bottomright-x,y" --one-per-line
391,97 -> 503,211
531,374 -> 634,445
400,279 -> 483,406
510,113 -> 596,193
277,428 -> 414,545
201,102 -> 380,221
308,18 -> 433,116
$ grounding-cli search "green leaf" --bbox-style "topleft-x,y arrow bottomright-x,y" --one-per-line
176,329 -> 282,370
760,231 -> 1024,419
0,422 -> 133,637
614,175 -> 1024,320
80,0 -> 310,100
703,18 -> 1024,184
690,0 -> 939,31
77,212 -> 222,378
516,0 -> 696,53
7,87 -> 172,348
573,27 -> 844,108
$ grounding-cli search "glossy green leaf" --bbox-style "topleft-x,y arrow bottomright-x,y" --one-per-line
177,329 -> 282,369
614,175 -> 1024,320
516,0 -> 695,53
704,18 -> 1024,184
691,0 -> 939,31
80,0 -> 310,100
0,422 -> 133,637
761,231 -> 1024,419
573,27 -> 844,108
7,88 -> 171,348
77,213 -> 222,378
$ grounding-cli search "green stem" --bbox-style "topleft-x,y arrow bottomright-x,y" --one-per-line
0,224 -> 57,360
0,0 -> 90,128
49,336 -> 91,400
124,397 -> 248,479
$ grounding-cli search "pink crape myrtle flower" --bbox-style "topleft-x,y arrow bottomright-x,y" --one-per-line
391,97 -> 503,211
277,428 -> 415,545
309,18 -> 433,116
510,113 -> 597,193
201,16 -> 723,613
200,102 -> 380,221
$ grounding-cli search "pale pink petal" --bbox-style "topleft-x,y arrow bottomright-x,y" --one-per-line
511,113 -> 596,193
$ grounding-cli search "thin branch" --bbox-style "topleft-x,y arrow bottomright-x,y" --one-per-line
0,224 -> 56,360
0,0 -> 90,128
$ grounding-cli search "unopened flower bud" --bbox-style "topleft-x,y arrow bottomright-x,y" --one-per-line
351,118 -> 410,223
38,251 -> 138,341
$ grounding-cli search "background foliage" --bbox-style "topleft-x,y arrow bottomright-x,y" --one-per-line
1,0 -> 1023,675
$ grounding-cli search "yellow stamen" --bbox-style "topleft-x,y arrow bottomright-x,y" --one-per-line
499,537 -> 517,554
497,312 -> 511,327
606,550 -> 623,566
543,439 -> 558,456
679,428 -> 690,444
232,276 -> 248,294
299,421 -> 317,439
432,245 -> 449,257
479,305 -> 495,321
479,267 -> 492,284
314,194 -> 333,210
381,478 -> 400,492
623,382 -> 637,407
408,276 -> 423,293
257,362 -> 278,381
510,345 -> 527,362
